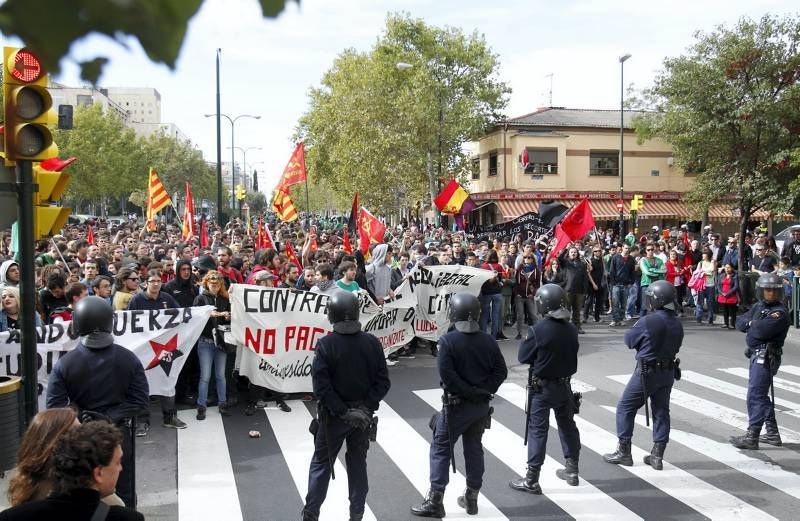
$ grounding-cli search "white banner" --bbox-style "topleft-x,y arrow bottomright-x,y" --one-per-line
0,306 -> 214,409
230,286 -> 413,394
386,264 -> 494,340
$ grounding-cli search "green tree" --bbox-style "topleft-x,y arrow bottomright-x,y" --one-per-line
297,13 -> 509,217
0,0 -> 296,83
245,191 -> 268,214
635,14 -> 800,268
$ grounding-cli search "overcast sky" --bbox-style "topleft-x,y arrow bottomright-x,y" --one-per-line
3,0 -> 795,192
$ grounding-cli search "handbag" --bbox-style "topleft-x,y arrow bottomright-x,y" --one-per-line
687,268 -> 706,291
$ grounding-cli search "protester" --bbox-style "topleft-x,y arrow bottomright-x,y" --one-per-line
716,263 -> 739,329
193,270 -> 232,420
1,287 -> 42,332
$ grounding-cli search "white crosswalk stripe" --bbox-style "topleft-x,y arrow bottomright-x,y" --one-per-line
720,366 -> 800,395
779,365 -> 800,377
681,369 -> 800,416
413,388 -> 642,521
497,383 -> 777,520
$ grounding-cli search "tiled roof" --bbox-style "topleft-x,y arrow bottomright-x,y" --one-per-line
505,107 -> 649,130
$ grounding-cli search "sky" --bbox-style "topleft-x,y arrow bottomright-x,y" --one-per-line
2,0 -> 796,192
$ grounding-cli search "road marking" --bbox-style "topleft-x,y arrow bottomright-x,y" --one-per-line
497,383 -> 777,521
775,365 -> 800,378
571,378 -> 597,393
414,389 -> 642,521
177,409 -> 243,521
607,374 -> 800,444
681,370 -> 800,416
600,405 -> 800,501
720,367 -> 800,395
376,400 -> 508,520
265,401 -> 377,521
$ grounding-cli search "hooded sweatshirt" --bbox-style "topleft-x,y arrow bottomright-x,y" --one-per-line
0,260 -> 19,288
366,244 -> 392,301
163,259 -> 199,308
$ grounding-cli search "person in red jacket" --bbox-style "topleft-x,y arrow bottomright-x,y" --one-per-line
665,250 -> 690,316
716,263 -> 740,329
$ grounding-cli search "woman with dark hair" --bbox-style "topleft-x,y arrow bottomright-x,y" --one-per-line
694,249 -> 717,324
7,408 -> 124,507
193,270 -> 232,420
480,250 -> 507,339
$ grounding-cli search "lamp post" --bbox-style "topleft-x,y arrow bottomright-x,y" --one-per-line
205,113 -> 260,213
228,146 -> 262,192
618,53 -> 631,240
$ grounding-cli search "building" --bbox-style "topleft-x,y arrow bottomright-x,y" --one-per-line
49,83 -> 130,123
467,107 -> 766,234
103,87 -> 161,124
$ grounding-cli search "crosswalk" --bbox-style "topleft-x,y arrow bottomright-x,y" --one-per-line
168,366 -> 800,521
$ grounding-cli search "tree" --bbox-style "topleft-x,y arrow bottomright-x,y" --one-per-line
0,0 -> 296,83
245,191 -> 268,214
635,14 -> 800,269
297,13 -> 509,217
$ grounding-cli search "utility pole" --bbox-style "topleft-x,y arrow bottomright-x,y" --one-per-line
215,48 -> 223,225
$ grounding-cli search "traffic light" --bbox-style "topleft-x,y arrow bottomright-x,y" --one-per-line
631,194 -> 644,211
235,183 -> 247,201
3,47 -> 58,163
33,157 -> 74,240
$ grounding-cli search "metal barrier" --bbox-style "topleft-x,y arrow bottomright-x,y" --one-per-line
0,376 -> 22,476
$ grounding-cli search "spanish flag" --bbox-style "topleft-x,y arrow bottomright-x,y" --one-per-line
272,189 -> 298,222
146,168 -> 172,230
434,179 -> 475,215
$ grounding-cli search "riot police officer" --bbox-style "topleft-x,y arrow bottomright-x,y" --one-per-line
510,284 -> 581,494
302,291 -> 390,521
46,296 -> 149,508
729,272 -> 790,449
603,280 -> 683,470
411,292 -> 508,518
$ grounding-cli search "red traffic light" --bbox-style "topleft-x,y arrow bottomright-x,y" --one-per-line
9,50 -> 42,83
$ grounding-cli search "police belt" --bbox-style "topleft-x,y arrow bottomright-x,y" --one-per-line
441,394 -> 492,406
638,359 -> 676,373
536,376 -> 572,384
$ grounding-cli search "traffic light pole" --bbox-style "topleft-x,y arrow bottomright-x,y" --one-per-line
15,159 -> 38,425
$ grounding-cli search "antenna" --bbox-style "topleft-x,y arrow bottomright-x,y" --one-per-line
544,73 -> 553,106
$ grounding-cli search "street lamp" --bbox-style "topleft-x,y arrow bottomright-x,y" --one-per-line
227,146 -> 262,192
204,113 -> 260,212
618,53 -> 631,240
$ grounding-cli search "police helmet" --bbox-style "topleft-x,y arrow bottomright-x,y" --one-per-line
756,272 -> 783,303
534,284 -> 571,320
448,292 -> 481,333
645,280 -> 676,311
71,296 -> 115,349
327,290 -> 361,334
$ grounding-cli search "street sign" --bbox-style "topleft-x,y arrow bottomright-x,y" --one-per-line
615,199 -> 624,212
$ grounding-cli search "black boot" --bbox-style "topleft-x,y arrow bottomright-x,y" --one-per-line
509,466 -> 542,494
555,457 -> 579,486
457,487 -> 479,515
410,489 -> 445,518
729,426 -> 760,450
603,440 -> 633,466
301,508 -> 318,521
643,442 -> 666,470
759,420 -> 782,447
349,512 -> 363,521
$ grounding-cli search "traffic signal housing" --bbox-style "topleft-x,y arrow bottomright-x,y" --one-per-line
236,183 -> 247,201
3,47 -> 59,163
631,194 -> 644,211
33,157 -> 74,240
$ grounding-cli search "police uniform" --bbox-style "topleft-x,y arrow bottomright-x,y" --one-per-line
411,293 -> 508,518
302,291 -> 390,521
604,280 -> 683,469
47,296 -> 149,508
730,297 -> 790,449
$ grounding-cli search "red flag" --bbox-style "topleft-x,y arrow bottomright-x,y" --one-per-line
263,222 -> 276,251
309,226 -> 318,253
559,199 -> 595,241
276,143 -> 307,193
342,225 -> 353,254
87,224 -> 94,245
358,207 -> 386,254
200,217 -> 209,248
545,223 -> 573,266
284,241 -> 302,271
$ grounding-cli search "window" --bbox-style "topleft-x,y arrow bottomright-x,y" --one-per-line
76,95 -> 93,107
488,151 -> 498,177
524,148 -> 558,175
471,158 -> 480,180
589,151 -> 619,176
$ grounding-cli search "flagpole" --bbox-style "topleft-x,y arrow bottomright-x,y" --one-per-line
171,204 -> 184,229
304,177 -> 311,220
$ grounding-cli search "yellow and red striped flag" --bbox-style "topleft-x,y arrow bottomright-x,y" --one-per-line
146,167 -> 172,230
182,181 -> 195,241
272,189 -> 298,222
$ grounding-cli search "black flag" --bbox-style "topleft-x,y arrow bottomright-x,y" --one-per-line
252,170 -> 259,192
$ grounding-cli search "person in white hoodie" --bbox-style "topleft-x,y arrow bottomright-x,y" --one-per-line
0,260 -> 20,289
366,244 -> 394,305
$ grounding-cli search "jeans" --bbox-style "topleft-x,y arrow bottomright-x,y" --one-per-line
626,284 -> 639,316
639,285 -> 649,316
611,284 -> 629,322
695,286 -> 715,323
515,295 -> 537,337
479,293 -> 503,338
197,338 -> 228,407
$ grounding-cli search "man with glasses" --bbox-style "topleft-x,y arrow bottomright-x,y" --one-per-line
750,244 -> 776,274
128,270 -> 185,433
91,275 -> 114,305
639,244 -> 666,317
780,225 -> 800,267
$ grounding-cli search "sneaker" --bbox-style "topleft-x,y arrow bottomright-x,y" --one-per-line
135,422 -> 150,437
196,406 -> 207,421
386,358 -> 399,366
608,321 -> 618,327
624,314 -> 632,321
277,399 -> 292,413
163,415 -> 187,429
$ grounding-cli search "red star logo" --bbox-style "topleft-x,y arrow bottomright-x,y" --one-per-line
145,334 -> 184,375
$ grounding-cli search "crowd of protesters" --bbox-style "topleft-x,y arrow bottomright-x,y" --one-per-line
1,214 -> 800,431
